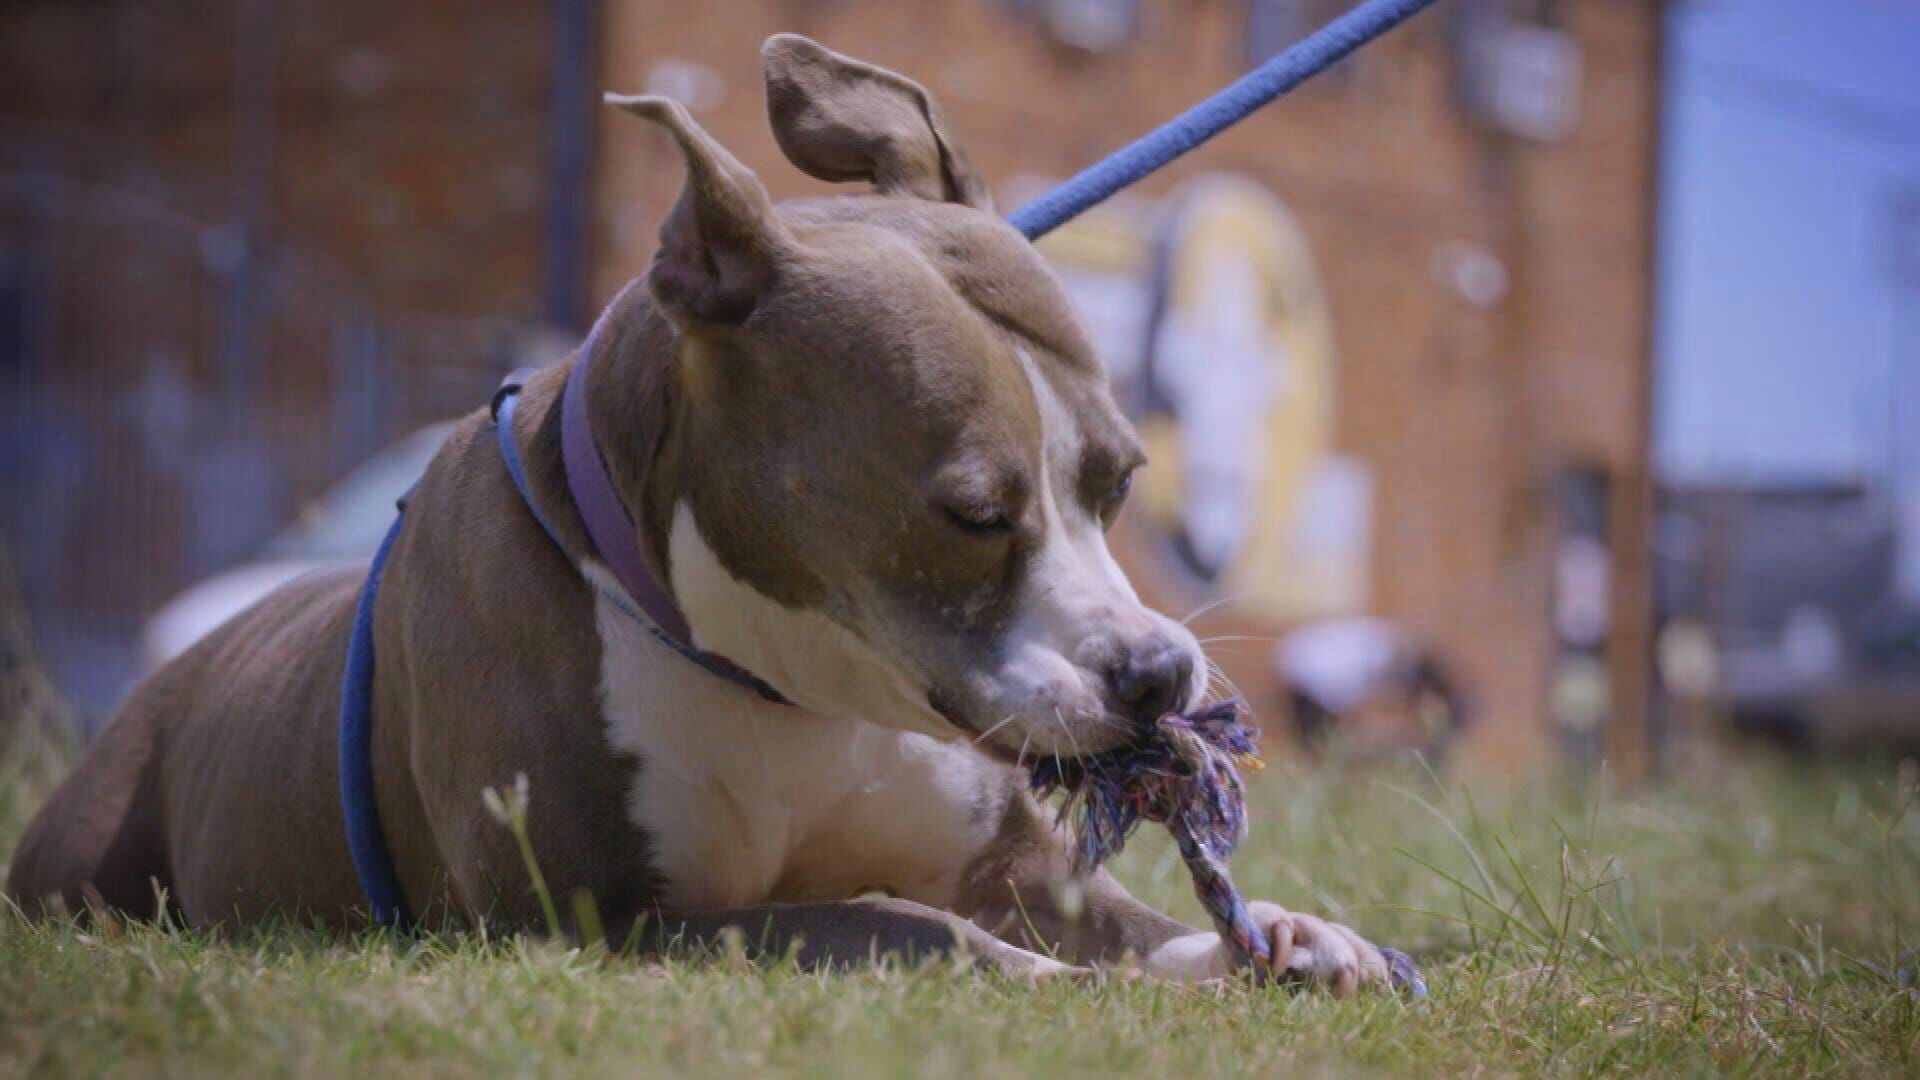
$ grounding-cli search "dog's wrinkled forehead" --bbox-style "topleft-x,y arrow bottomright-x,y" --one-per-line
762,193 -> 1133,467
779,195 -> 1102,375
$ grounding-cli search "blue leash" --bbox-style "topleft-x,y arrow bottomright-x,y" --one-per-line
336,0 -> 1440,927
1007,0 -> 1442,240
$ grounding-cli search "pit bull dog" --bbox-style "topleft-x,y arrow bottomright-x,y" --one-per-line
9,35 -> 1398,993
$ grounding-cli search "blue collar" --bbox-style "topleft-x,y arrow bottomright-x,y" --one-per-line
492,367 -> 789,705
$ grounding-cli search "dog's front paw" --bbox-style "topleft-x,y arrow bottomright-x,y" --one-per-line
1140,902 -> 1407,996
1255,902 -> 1392,996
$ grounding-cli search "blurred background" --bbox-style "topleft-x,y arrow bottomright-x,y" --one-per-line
0,0 -> 1915,779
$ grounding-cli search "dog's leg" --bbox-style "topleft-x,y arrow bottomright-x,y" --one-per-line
952,793 -> 1193,968
953,789 -> 1393,992
6,693 -> 174,921
607,897 -> 1082,979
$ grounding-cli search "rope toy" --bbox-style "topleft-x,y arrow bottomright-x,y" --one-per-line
1031,702 -> 1426,995
1031,702 -> 1273,969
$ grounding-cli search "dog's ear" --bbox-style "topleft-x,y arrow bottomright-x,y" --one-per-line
607,94 -> 792,327
761,34 -> 992,211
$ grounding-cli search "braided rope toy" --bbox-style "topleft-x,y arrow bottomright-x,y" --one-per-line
1031,702 -> 1425,995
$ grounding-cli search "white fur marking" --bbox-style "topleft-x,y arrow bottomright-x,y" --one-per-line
1141,903 -> 1379,987
1142,931 -> 1237,983
588,561 -> 1002,911
980,347 -> 1206,757
667,506 -> 952,739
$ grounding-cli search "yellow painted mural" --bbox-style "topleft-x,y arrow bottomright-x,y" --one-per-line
1035,173 -> 1369,624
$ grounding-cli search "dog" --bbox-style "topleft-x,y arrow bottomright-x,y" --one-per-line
9,35 -> 1398,993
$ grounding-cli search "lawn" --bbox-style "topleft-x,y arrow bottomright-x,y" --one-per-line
2,720 -> 1916,1078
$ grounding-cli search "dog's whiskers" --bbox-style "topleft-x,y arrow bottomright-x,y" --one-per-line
1180,594 -> 1236,627
1204,657 -> 1248,705
1054,705 -> 1088,762
1067,708 -> 1125,784
1048,707 -> 1070,787
972,712 -> 1018,747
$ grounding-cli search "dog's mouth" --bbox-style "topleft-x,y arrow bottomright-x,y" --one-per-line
935,696 -> 1140,769
965,730 -> 1029,767
936,708 -> 1027,766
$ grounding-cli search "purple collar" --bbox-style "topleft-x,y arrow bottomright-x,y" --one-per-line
554,348 -> 791,705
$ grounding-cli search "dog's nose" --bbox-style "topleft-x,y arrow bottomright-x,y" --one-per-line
1109,640 -> 1195,727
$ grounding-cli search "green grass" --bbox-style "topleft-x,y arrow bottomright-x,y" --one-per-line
2,725 -> 1917,1077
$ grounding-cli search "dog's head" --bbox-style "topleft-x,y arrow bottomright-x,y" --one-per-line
616,35 -> 1206,761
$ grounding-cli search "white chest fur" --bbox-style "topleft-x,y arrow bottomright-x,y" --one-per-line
585,562 -> 1004,912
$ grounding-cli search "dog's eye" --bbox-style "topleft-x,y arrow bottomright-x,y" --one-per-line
1099,469 -> 1135,524
943,502 -> 1014,536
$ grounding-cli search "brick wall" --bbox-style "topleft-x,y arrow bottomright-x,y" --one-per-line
0,0 -> 554,321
